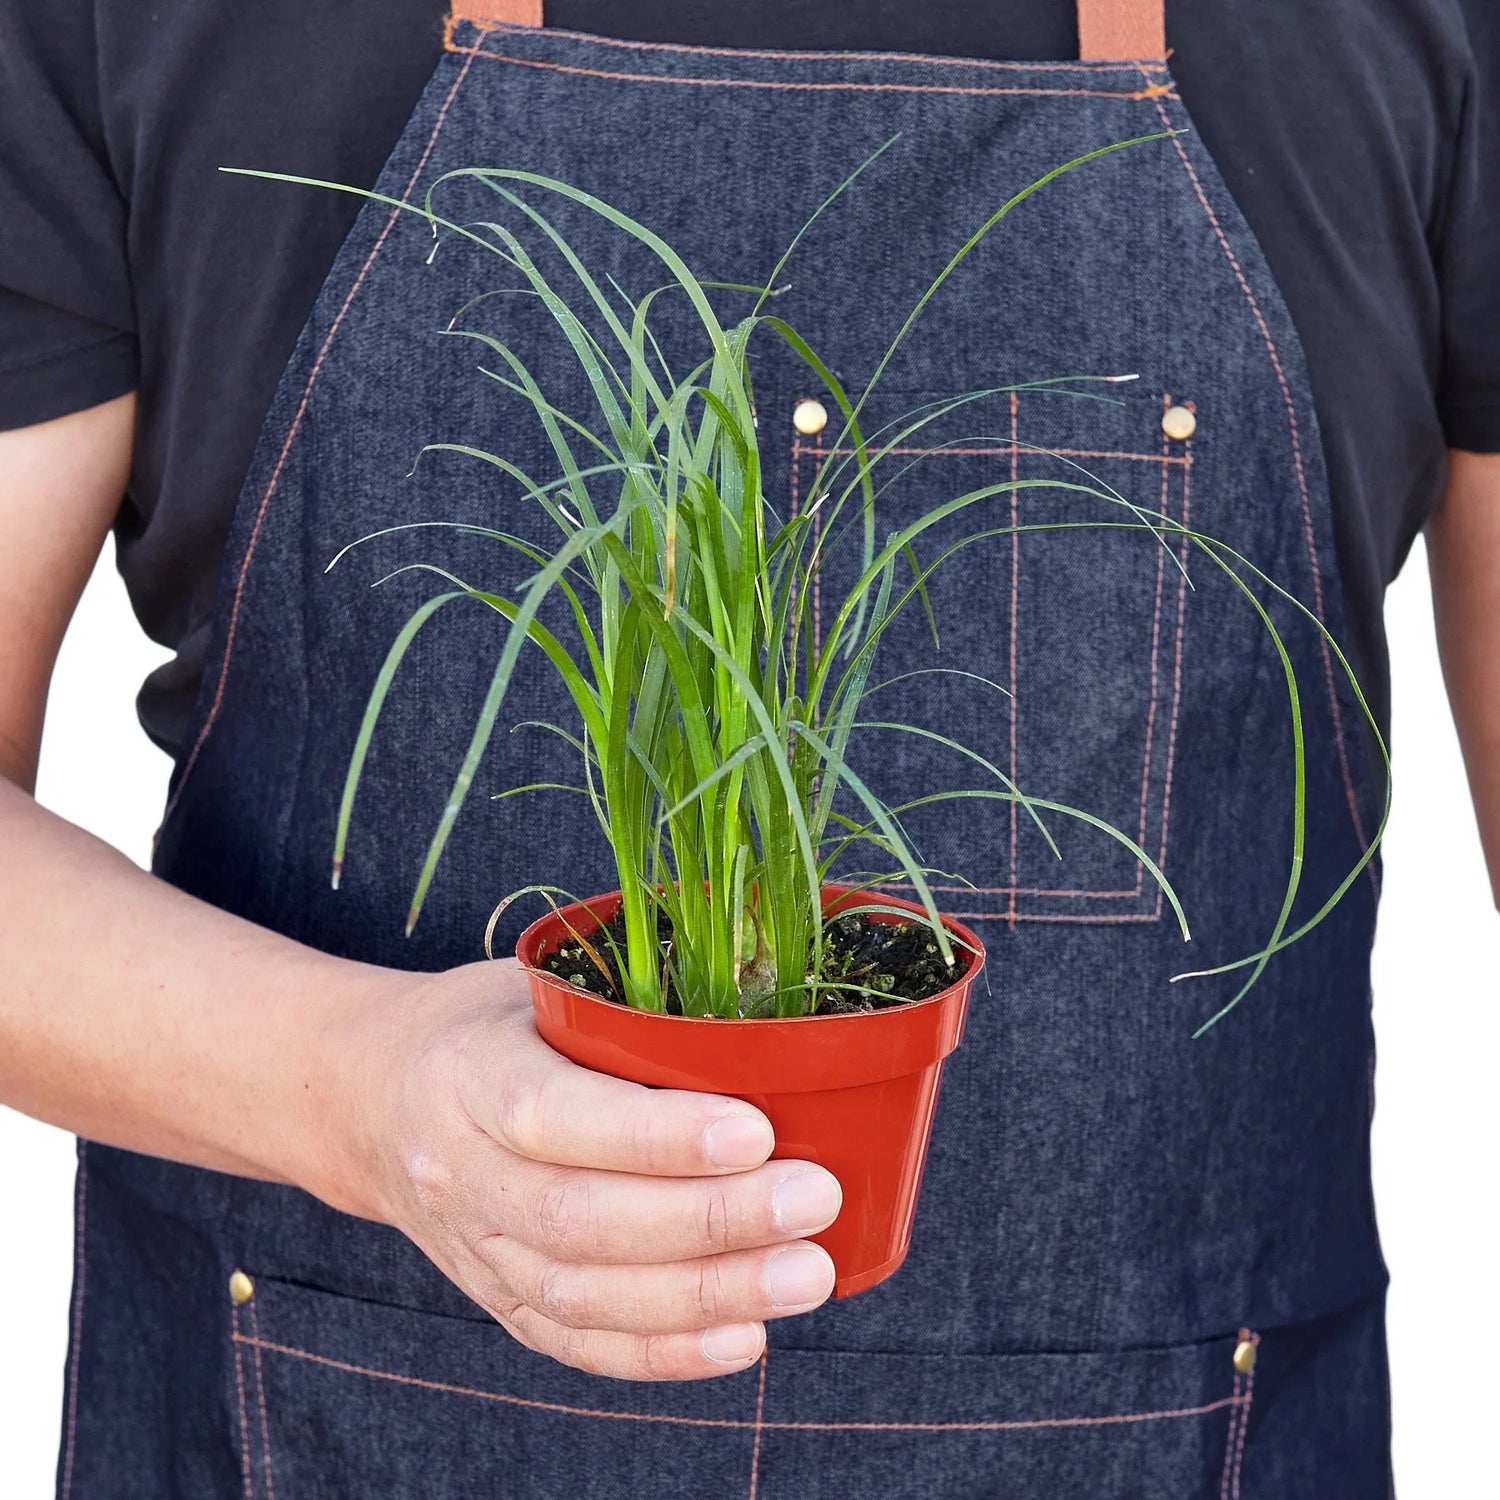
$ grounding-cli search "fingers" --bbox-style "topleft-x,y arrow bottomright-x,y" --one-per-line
391,961 -> 844,1384
498,1301 -> 768,1382
492,1156 -> 843,1265
479,1233 -> 837,1335
480,1042 -> 776,1178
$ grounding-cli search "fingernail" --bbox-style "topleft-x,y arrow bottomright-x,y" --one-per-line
771,1168 -> 842,1235
766,1244 -> 836,1310
701,1323 -> 764,1365
704,1113 -> 774,1169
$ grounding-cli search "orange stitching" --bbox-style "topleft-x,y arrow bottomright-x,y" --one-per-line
1020,444 -> 1182,462
1007,392 -> 1021,929
232,1307 -> 254,1499
957,909 -> 1165,924
1134,402 -> 1174,898
1219,1364 -> 1243,1499
789,439 -> 806,660
1153,439 -> 1191,920
747,1351 -> 768,1499
1212,1344 -> 1248,1500
462,16 -> 1171,74
811,461 -> 822,660
237,1330 -> 739,1427
817,443 -> 1189,464
1142,83 -> 1374,880
1152,399 -> 1188,912
234,1332 -> 1244,1433
59,1143 -> 88,1500
161,48 -> 479,829
897,881 -> 1141,898
1042,448 -> 1187,463
447,37 -> 1176,99
794,439 -> 826,659
758,1398 -> 1244,1434
249,1300 -> 277,1500
1229,1333 -> 1260,1499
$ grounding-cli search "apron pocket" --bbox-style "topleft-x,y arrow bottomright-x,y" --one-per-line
228,1274 -> 1256,1498
786,383 -> 1197,932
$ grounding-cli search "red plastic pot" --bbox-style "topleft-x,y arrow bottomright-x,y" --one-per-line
516,885 -> 984,1298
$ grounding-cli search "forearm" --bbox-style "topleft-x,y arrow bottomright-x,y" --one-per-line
1427,449 -> 1500,902
0,400 -> 831,1381
0,776 -> 395,1206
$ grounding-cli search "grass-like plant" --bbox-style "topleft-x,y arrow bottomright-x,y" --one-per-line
230,137 -> 1388,1029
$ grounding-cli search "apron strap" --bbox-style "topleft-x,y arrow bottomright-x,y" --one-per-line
453,0 -> 541,25
448,1 -> 1167,62
1075,0 -> 1166,60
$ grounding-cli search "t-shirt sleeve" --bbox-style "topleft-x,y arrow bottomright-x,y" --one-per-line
1437,1 -> 1500,453
0,4 -> 137,431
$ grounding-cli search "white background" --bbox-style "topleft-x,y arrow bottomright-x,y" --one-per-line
2,540 -> 1497,1496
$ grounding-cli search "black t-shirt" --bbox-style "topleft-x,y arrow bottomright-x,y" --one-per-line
1,1 -> 1496,748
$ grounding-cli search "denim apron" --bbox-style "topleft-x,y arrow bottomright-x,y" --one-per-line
60,1 -> 1392,1494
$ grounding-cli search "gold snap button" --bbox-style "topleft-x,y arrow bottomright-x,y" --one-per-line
1161,404 -> 1197,441
1232,1338 -> 1257,1374
793,399 -> 829,436
228,1270 -> 255,1306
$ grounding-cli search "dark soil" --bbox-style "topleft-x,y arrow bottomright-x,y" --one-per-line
538,907 -> 970,1016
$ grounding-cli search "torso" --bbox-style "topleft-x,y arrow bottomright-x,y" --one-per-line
42,0 -> 1483,745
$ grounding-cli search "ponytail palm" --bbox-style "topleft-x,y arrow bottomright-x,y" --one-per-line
230,135 -> 1387,1025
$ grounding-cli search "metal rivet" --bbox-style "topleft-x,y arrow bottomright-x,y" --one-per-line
793,399 -> 829,436
1161,404 -> 1197,441
1232,1338 -> 1257,1374
229,1270 -> 255,1306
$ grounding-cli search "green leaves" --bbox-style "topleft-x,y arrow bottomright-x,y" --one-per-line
261,133 -> 1384,1023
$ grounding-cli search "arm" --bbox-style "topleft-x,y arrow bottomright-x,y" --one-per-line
0,400 -> 839,1378
1,399 -> 357,1180
1426,449 -> 1500,903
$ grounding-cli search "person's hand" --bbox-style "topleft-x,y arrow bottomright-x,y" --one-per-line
324,957 -> 841,1381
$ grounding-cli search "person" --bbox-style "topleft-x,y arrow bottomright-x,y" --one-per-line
1,0 -> 1495,1493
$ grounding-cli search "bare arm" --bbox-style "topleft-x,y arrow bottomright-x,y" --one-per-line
1426,449 -> 1500,903
0,398 -> 355,1182
0,396 -> 133,792
0,400 -> 838,1379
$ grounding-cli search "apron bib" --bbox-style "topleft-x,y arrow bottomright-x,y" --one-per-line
62,2 -> 1391,1493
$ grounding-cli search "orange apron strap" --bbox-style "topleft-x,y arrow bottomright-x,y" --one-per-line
450,0 -> 542,25
448,2 -> 1165,60
1076,0 -> 1167,60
